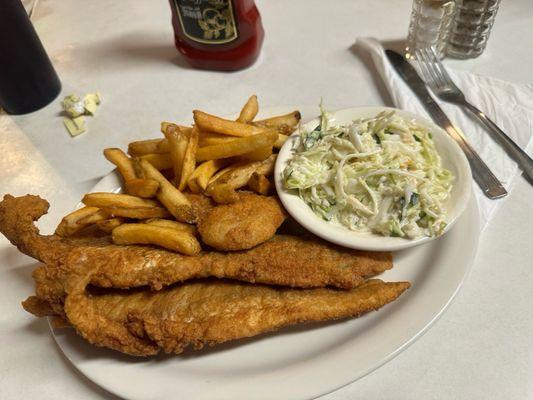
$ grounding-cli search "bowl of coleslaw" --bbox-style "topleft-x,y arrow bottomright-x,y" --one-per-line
274,106 -> 472,251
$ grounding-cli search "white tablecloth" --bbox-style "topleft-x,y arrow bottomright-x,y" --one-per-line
1,1 -> 532,399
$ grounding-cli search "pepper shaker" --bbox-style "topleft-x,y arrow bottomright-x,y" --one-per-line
446,0 -> 501,59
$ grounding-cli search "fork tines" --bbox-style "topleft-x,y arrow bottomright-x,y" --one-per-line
414,47 -> 457,93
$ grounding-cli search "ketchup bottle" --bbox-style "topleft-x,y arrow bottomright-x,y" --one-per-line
168,0 -> 264,71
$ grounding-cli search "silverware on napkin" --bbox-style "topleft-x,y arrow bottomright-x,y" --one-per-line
385,49 -> 507,200
414,47 -> 533,183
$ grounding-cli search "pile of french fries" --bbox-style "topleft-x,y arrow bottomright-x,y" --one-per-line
55,96 -> 301,255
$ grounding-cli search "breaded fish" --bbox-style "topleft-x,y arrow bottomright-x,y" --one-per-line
1,194 -> 408,357
0,195 -> 393,300
197,192 -> 287,251
63,277 -> 409,356
184,192 -> 216,222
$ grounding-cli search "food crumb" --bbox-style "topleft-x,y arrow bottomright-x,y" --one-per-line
61,92 -> 101,137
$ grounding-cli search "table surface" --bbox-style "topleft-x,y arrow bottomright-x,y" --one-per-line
1,1 -> 532,399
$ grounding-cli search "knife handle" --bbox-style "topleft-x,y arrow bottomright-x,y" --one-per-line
454,133 -> 508,199
462,102 -> 533,182
427,102 -> 508,199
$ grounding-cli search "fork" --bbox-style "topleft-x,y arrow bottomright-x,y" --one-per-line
415,47 -> 533,182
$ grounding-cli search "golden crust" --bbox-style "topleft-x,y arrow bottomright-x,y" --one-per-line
198,193 -> 287,251
0,194 -> 407,357
65,278 -> 409,356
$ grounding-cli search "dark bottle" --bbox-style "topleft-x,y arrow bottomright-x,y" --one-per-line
0,0 -> 61,114
168,0 -> 264,71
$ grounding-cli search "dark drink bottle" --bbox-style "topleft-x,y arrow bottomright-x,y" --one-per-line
168,0 -> 264,71
0,0 -> 61,114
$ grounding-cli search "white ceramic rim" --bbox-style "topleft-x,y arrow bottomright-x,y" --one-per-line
47,106 -> 481,400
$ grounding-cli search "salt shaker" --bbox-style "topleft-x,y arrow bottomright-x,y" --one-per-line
446,0 -> 501,58
405,0 -> 458,59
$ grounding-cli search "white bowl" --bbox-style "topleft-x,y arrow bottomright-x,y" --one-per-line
274,106 -> 472,251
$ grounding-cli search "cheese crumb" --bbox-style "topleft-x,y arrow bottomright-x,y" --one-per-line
61,92 -> 101,137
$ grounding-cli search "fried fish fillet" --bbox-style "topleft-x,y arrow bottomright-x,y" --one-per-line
197,192 -> 287,251
26,235 -> 393,321
184,192 -> 216,222
0,195 -> 393,300
63,277 -> 409,356
2,194 -> 408,357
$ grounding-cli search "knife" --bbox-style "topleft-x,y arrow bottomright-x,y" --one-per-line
385,49 -> 507,199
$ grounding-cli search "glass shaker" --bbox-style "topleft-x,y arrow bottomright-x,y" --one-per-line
446,0 -> 501,58
405,0 -> 458,59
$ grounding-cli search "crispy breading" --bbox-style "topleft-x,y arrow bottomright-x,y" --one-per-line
0,194 -> 64,262
2,194 -> 406,358
21,295 -> 56,317
183,192 -> 216,221
0,195 -> 392,298
64,278 -> 409,356
198,192 -> 287,250
45,235 -> 391,294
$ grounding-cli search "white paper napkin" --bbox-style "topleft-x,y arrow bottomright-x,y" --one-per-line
355,37 -> 533,230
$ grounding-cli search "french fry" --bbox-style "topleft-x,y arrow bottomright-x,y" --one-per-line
193,110 -> 266,137
160,122 -> 192,136
208,183 -> 240,204
162,123 -> 189,185
77,209 -> 109,225
274,134 -> 288,149
236,95 -> 258,123
144,218 -> 197,236
210,154 -> 276,186
186,177 -> 201,194
207,165 -> 235,185
82,192 -> 162,210
102,207 -> 170,219
140,153 -> 173,170
55,206 -> 101,237
187,159 -> 229,193
247,172 -> 273,195
128,138 -> 170,156
96,217 -> 125,233
125,178 -> 160,198
253,111 -> 301,135
112,224 -> 201,255
103,148 -> 136,181
104,148 -> 160,197
206,155 -> 276,203
178,126 -> 199,191
196,130 -> 277,162
138,159 -> 197,223
199,131 -> 287,150
255,153 -> 277,176
198,131 -> 236,147
80,193 -> 170,220
234,145 -> 273,162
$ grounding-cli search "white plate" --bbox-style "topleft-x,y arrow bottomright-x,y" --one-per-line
275,107 -> 472,252
50,106 -> 480,400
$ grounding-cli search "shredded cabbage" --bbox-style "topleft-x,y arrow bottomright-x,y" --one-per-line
283,107 -> 454,239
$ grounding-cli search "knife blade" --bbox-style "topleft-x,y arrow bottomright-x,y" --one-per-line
385,49 -> 507,199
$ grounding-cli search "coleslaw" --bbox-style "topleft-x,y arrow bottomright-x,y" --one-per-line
283,106 -> 454,239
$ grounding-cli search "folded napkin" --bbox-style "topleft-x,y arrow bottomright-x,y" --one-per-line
355,37 -> 533,230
